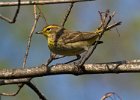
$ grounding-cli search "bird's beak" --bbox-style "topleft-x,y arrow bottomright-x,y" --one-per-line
36,31 -> 43,34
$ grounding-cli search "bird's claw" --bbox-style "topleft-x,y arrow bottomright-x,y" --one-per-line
73,61 -> 86,72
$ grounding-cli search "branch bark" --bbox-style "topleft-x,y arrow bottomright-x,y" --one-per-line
0,59 -> 140,79
0,0 -> 94,7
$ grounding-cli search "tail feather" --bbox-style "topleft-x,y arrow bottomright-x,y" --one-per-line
95,21 -> 122,34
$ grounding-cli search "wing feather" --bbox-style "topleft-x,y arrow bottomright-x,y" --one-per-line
61,30 -> 99,44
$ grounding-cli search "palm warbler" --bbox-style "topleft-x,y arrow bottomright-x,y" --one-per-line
37,24 -> 104,56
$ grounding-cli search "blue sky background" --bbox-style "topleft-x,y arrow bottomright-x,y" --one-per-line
1,0 -> 140,100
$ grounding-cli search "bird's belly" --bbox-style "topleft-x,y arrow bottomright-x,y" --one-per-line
48,40 -> 96,56
48,42 -> 87,56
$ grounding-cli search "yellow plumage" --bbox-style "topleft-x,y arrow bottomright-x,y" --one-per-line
37,24 -> 103,56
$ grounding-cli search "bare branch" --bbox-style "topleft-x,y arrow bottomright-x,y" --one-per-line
101,92 -> 122,100
0,0 -> 94,7
0,78 -> 29,85
21,5 -> 41,100
22,5 -> 40,68
36,6 -> 48,25
0,59 -> 140,79
26,82 -> 47,100
0,0 -> 20,23
78,10 -> 121,67
0,83 -> 23,96
61,3 -> 74,26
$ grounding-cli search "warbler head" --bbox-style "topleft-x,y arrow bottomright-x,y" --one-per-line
36,24 -> 63,37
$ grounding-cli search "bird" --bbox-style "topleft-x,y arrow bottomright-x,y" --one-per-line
36,24 -> 104,57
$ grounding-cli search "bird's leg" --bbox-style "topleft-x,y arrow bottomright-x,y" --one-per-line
92,40 -> 103,45
95,40 -> 103,44
45,53 -> 66,66
46,41 -> 103,66
65,55 -> 81,64
54,55 -> 66,60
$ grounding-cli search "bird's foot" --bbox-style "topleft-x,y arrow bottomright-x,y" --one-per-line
73,61 -> 86,72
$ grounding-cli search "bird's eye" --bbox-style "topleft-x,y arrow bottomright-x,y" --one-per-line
46,28 -> 51,31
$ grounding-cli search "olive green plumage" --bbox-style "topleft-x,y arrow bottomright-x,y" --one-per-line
37,24 -> 103,56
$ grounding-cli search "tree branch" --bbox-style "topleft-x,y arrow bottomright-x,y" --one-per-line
0,0 -> 94,7
101,92 -> 121,100
0,0 -> 20,23
22,5 -> 40,68
61,2 -> 74,26
26,82 -> 47,100
0,82 -> 23,96
0,59 -> 140,80
0,78 -> 30,85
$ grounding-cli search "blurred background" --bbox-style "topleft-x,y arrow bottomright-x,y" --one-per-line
0,0 -> 140,100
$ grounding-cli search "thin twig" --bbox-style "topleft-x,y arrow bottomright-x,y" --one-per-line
61,3 -> 74,26
22,5 -> 40,68
0,3 -> 40,98
21,5 -> 42,100
21,5 -> 40,99
0,0 -> 94,7
0,0 -> 22,96
0,83 -> 23,96
0,78 -> 30,85
101,92 -> 122,100
0,0 -> 20,23
36,5 -> 48,25
26,82 -> 47,100
78,10 -> 121,67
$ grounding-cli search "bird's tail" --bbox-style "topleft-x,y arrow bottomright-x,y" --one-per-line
95,21 -> 122,35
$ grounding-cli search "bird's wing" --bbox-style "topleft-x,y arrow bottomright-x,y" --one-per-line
61,30 -> 99,43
